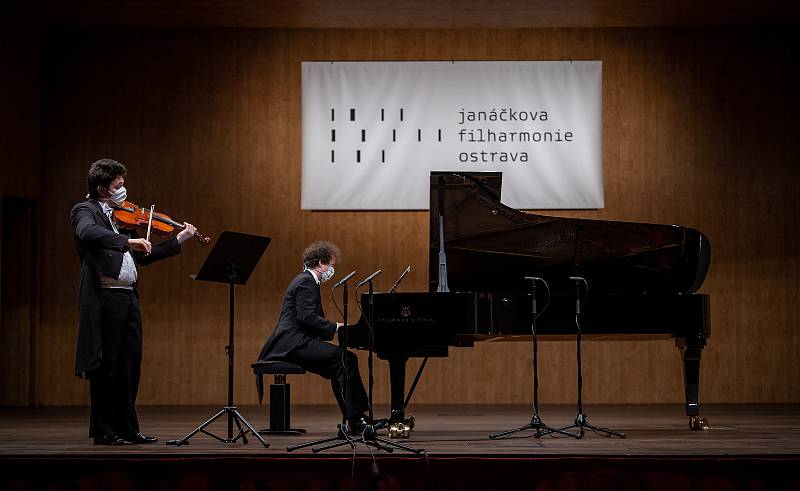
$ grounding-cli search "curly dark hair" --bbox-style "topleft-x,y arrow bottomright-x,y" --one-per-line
87,158 -> 127,198
303,241 -> 341,269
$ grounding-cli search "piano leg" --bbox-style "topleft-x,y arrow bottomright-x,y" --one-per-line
678,342 -> 709,431
388,357 -> 408,424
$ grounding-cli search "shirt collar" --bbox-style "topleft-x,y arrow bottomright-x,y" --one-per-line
306,268 -> 320,285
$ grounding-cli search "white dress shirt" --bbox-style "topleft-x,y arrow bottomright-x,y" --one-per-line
100,201 -> 137,289
306,268 -> 321,285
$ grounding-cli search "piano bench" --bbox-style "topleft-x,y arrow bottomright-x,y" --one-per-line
251,361 -> 307,435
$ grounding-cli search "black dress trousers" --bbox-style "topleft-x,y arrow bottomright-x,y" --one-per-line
286,337 -> 369,421
88,289 -> 142,438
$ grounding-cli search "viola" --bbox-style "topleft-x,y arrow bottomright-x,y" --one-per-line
111,200 -> 212,246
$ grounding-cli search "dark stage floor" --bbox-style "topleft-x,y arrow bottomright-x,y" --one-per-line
2,403 -> 799,456
3,404 -> 800,490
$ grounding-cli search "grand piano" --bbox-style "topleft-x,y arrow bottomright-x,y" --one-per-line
345,172 -> 711,431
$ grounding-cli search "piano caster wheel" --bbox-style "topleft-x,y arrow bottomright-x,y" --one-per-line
406,416 -> 415,430
389,422 -> 412,439
689,416 -> 709,431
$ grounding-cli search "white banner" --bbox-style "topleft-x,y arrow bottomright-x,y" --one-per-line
301,61 -> 603,210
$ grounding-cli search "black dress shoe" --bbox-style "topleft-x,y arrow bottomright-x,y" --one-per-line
122,433 -> 159,444
93,434 -> 125,446
347,417 -> 371,434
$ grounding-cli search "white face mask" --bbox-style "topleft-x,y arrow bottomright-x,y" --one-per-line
108,185 -> 127,205
320,265 -> 335,283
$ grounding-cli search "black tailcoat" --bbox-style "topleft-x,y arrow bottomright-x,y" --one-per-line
71,198 -> 181,376
257,270 -> 337,361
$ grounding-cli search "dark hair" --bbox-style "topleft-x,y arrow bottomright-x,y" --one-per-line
87,159 -> 127,198
303,241 -> 341,269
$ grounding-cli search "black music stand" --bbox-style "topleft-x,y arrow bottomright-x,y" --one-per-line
166,231 -> 271,448
489,277 -> 579,440
558,277 -> 625,439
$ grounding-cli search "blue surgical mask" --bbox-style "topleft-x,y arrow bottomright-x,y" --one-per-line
109,186 -> 127,205
320,265 -> 335,283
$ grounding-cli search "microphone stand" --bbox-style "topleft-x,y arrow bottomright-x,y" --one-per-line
313,273 -> 422,454
490,277 -> 578,440
558,277 -> 625,439
287,271 -> 359,453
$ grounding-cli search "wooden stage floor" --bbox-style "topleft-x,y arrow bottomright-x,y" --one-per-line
2,403 -> 799,457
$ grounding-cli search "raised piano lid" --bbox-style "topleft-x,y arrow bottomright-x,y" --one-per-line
429,172 -> 711,295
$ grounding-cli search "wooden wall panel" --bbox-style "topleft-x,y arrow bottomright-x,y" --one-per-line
0,197 -> 38,406
31,27 -> 800,407
0,27 -> 41,200
0,27 -> 42,407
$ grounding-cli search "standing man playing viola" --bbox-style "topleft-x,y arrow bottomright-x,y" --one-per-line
71,158 -> 197,445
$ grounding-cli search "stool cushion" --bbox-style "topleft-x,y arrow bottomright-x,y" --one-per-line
251,360 -> 307,375
252,361 -> 306,406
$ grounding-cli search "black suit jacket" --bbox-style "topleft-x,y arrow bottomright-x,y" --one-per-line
256,270 -> 337,362
71,198 -> 182,376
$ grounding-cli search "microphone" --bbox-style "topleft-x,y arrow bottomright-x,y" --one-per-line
331,270 -> 357,290
356,269 -> 382,288
524,276 -> 546,314
389,265 -> 412,293
569,276 -> 586,314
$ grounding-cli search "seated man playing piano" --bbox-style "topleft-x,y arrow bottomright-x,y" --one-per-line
255,241 -> 370,432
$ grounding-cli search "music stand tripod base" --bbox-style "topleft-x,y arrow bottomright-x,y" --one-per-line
166,406 -> 269,447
